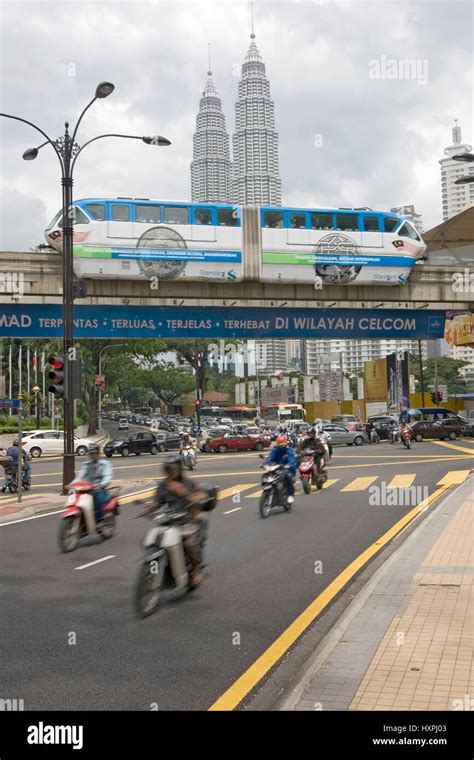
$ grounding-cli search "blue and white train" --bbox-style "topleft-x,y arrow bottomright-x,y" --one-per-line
44,198 -> 426,286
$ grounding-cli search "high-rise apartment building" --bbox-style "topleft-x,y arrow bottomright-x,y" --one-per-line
439,120 -> 474,221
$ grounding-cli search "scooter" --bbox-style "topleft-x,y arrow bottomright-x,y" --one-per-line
180,446 -> 196,470
58,481 -> 120,553
401,427 -> 412,449
1,458 -> 31,493
298,448 -> 328,494
258,457 -> 293,518
134,485 -> 218,618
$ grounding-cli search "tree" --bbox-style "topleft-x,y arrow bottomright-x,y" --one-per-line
137,366 -> 195,409
161,340 -> 212,399
409,354 -> 468,395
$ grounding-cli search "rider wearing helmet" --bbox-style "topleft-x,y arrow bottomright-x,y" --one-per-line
140,457 -> 209,587
73,443 -> 113,526
2,440 -> 31,493
264,434 -> 298,504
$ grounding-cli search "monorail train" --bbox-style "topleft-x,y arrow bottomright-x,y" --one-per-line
44,198 -> 426,286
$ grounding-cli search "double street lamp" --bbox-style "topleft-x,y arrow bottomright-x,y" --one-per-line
1,82 -> 171,491
453,152 -> 474,184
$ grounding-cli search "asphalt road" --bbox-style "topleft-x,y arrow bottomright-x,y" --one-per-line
1,433 -> 473,711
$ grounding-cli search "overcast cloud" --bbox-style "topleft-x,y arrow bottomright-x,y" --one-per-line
0,0 -> 472,250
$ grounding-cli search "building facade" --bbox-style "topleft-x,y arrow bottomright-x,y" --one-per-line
390,205 -> 424,233
439,120 -> 474,221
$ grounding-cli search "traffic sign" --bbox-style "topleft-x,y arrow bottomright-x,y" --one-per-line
0,399 -> 20,408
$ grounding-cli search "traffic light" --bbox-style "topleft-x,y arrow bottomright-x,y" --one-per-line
436,391 -> 443,404
47,356 -> 65,397
195,399 -> 202,408
430,391 -> 436,404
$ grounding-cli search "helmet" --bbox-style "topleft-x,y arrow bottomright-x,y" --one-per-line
307,427 -> 316,436
12,440 -> 19,446
276,434 -> 288,448
164,456 -> 182,473
88,443 -> 100,454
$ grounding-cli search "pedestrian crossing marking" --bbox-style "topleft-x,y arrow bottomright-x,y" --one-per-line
437,470 -> 470,486
245,479 -> 340,497
387,474 -> 416,488
318,479 -> 339,490
245,489 -> 262,498
341,476 -> 378,492
218,484 -> 257,500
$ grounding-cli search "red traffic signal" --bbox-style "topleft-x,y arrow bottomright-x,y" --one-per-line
195,399 -> 202,407
47,356 -> 65,397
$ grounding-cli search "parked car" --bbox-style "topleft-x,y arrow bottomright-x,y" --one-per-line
118,418 -> 129,430
367,415 -> 399,425
153,432 -> 182,452
219,417 -> 234,427
331,415 -> 359,425
410,419 -> 474,442
22,430 -> 95,458
322,424 -> 368,446
207,432 -> 270,453
104,431 -> 159,457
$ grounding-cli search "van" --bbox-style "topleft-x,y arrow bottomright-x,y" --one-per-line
399,407 -> 463,424
118,418 -> 129,430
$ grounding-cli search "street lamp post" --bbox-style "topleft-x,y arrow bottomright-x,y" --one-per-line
32,385 -> 41,429
98,344 -> 126,435
1,85 -> 170,491
453,152 -> 474,185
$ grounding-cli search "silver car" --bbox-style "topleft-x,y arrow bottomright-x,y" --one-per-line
323,424 -> 368,446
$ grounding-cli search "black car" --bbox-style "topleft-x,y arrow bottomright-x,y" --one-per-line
153,432 -> 181,452
104,431 -> 159,457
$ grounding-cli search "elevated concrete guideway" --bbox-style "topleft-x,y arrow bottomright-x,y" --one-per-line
0,251 -> 471,309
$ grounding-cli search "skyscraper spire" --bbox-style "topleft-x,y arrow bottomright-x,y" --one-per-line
250,1 -> 255,39
191,47 -> 232,203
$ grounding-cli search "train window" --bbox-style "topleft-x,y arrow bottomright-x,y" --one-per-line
383,217 -> 399,233
194,208 -> 212,225
363,215 -> 380,232
310,213 -> 334,230
335,214 -> 359,231
163,206 -> 189,225
136,205 -> 161,224
218,208 -> 238,226
72,208 -> 90,225
264,211 -> 284,228
85,204 -> 105,221
399,222 -> 420,241
290,213 -> 307,229
111,205 -> 130,222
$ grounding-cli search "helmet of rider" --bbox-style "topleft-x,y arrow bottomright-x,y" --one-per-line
87,443 -> 100,455
163,455 -> 182,473
276,434 -> 289,448
12,440 -> 19,447
307,427 -> 316,437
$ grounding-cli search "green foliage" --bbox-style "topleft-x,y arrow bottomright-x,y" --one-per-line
409,354 -> 468,395
137,366 -> 195,407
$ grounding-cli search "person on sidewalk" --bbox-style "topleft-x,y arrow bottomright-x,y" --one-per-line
72,443 -> 113,527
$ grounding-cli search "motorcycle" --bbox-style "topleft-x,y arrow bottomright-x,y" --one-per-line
58,480 -> 120,553
180,446 -> 196,470
401,427 -> 412,449
134,485 -> 218,618
389,427 -> 400,444
298,448 -> 328,494
1,458 -> 31,493
258,457 -> 293,518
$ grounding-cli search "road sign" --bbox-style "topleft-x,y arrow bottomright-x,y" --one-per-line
0,399 -> 20,408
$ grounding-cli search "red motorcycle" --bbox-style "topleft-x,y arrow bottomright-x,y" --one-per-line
401,427 -> 412,449
58,480 -> 120,553
298,448 -> 328,494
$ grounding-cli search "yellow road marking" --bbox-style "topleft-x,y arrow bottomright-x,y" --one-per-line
245,489 -> 262,498
318,478 -> 339,490
341,476 -> 378,492
437,470 -> 470,486
208,483 -> 450,711
431,440 -> 474,455
218,484 -> 257,500
387,474 -> 416,488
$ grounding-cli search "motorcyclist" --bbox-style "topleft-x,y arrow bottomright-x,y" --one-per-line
1,440 -> 31,492
140,457 -> 209,587
264,434 -> 297,504
72,443 -> 113,527
180,432 -> 197,464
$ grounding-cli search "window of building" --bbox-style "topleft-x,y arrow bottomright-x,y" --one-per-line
383,217 -> 399,233
310,212 -> 334,230
264,211 -> 284,228
289,213 -> 307,229
217,208 -> 238,226
362,215 -> 380,232
111,204 -> 130,222
335,214 -> 359,231
136,205 -> 162,224
85,204 -> 105,221
194,208 -> 212,225
163,206 -> 189,225
398,222 -> 420,241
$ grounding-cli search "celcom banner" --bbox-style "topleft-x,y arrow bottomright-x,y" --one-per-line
0,305 -> 447,340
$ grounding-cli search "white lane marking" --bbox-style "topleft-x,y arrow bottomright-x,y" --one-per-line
223,507 -> 243,515
75,555 -> 116,570
0,509 -> 63,526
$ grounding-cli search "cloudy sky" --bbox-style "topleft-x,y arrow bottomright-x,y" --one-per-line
0,0 -> 472,250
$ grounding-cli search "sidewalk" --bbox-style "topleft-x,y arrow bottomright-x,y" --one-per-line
282,477 -> 473,711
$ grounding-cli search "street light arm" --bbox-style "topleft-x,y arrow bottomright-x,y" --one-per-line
71,133 -> 169,173
70,96 -> 97,146
0,112 -> 63,169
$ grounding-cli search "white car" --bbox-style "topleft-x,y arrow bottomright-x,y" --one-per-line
118,418 -> 129,430
22,430 -> 95,458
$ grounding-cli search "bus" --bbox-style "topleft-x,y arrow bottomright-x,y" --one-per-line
263,403 -> 306,426
44,198 -> 426,287
399,407 -> 463,424
200,406 -> 257,423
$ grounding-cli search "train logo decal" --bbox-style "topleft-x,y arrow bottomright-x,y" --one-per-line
136,227 -> 187,281
313,233 -> 362,284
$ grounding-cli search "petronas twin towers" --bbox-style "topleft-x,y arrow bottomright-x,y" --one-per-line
190,29 -> 282,206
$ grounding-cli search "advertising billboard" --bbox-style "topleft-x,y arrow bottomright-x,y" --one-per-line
364,358 -> 388,402
444,311 -> 474,348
